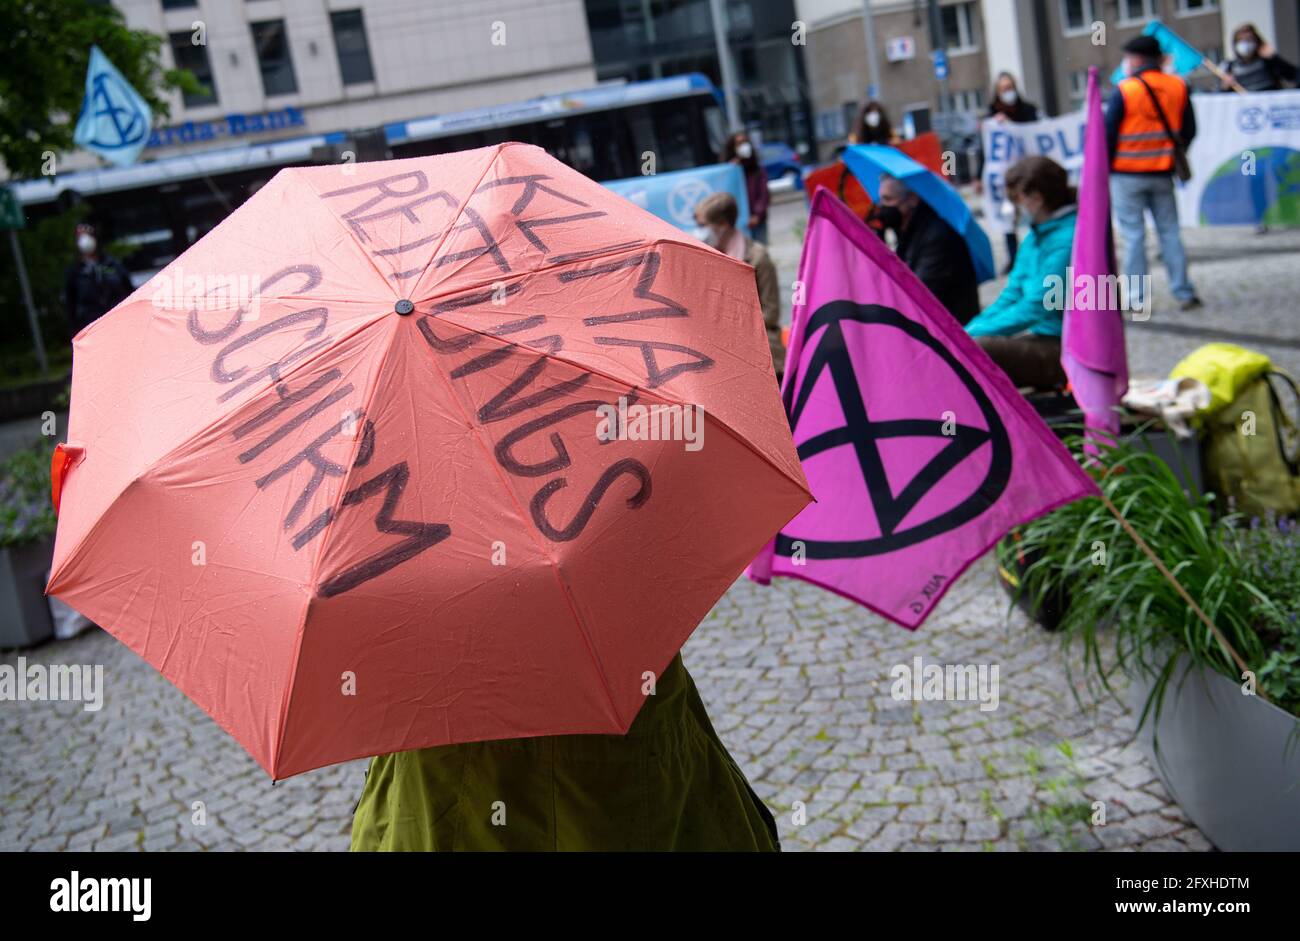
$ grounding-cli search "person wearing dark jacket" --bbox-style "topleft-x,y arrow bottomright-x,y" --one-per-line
64,223 -> 133,337
870,174 -> 980,325
1220,23 -> 1297,91
1105,34 -> 1201,312
985,72 -> 1039,269
720,132 -> 771,244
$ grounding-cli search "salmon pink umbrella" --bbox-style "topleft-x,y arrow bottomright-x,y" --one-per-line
47,144 -> 810,779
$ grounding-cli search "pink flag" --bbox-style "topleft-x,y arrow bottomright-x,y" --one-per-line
748,190 -> 1097,629
1064,66 -> 1129,438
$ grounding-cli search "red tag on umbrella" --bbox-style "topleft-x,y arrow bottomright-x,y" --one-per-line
50,443 -> 84,514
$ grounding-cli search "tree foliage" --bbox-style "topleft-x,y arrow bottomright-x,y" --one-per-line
0,0 -> 199,178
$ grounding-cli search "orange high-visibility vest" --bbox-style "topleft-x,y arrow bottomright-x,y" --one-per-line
1113,70 -> 1188,173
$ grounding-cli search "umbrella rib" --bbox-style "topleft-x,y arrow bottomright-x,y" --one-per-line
403,143 -> 515,301
409,316 -> 629,732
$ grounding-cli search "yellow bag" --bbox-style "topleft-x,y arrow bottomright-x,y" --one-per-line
1170,343 -> 1272,415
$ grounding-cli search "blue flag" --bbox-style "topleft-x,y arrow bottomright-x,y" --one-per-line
73,46 -> 153,166
1110,21 -> 1206,84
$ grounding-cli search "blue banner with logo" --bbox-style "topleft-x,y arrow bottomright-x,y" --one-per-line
603,163 -> 750,235
1178,90 -> 1300,227
73,46 -> 153,166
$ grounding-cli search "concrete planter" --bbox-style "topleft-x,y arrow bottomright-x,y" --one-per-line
0,536 -> 55,649
1129,657 -> 1300,851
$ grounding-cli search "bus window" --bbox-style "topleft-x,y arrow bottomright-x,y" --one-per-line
648,99 -> 699,173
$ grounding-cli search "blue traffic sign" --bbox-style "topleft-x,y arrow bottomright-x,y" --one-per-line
932,49 -> 949,81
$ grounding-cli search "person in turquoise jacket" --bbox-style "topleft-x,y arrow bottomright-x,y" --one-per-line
966,155 -> 1076,390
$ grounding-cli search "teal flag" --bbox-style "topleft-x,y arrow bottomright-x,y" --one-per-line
73,46 -> 152,166
1110,21 -> 1206,84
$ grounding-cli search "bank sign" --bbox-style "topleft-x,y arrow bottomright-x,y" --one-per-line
147,107 -> 306,149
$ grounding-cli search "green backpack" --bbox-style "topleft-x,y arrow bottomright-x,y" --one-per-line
1176,344 -> 1300,518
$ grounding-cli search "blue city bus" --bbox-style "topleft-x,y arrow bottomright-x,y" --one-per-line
13,74 -> 728,284
386,73 -> 728,179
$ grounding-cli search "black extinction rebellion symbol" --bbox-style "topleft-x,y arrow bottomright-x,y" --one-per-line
777,301 -> 1012,560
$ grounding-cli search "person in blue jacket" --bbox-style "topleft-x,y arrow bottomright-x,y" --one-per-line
966,155 -> 1075,390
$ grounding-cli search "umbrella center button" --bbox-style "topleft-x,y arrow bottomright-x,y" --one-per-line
394,299 -> 414,316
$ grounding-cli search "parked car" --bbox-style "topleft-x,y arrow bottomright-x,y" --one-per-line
760,142 -> 803,192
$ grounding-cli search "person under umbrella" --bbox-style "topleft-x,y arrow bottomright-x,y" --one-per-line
868,173 -> 981,325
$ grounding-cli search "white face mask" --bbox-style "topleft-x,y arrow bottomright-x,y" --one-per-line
735,142 -> 753,159
865,111 -> 881,128
1236,40 -> 1258,59
999,89 -> 1018,106
999,200 -> 1017,223
77,234 -> 97,254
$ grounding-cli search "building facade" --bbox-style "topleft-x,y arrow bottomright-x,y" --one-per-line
797,0 -> 1298,153
60,0 -> 599,171
585,0 -> 815,154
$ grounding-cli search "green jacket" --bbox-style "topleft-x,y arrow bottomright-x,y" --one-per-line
966,206 -> 1077,338
349,654 -> 779,851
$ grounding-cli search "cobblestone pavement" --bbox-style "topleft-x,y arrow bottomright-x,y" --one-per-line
4,201 -> 1291,853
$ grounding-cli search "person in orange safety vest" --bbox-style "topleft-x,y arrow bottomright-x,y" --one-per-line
1104,34 -> 1202,312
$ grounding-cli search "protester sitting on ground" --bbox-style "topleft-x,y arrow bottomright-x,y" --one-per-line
868,173 -> 980,325
694,191 -> 784,379
1220,22 -> 1297,91
964,155 -> 1075,391
849,101 -> 900,146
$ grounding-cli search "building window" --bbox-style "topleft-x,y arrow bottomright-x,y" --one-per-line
331,10 -> 375,85
169,30 -> 217,107
941,2 -> 979,53
942,88 -> 984,113
1176,0 -> 1218,14
1060,0 -> 1096,34
1116,0 -> 1153,24
251,19 -> 298,96
161,0 -> 197,9
1068,69 -> 1088,105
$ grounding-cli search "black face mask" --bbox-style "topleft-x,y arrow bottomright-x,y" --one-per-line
872,204 -> 903,232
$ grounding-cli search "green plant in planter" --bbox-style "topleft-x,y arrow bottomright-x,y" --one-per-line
0,439 -> 57,548
1229,515 -> 1300,716
1003,434 -> 1295,728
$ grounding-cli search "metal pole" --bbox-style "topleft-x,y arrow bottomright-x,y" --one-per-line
9,229 -> 48,376
708,0 -> 743,132
928,0 -> 950,113
860,0 -> 882,101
